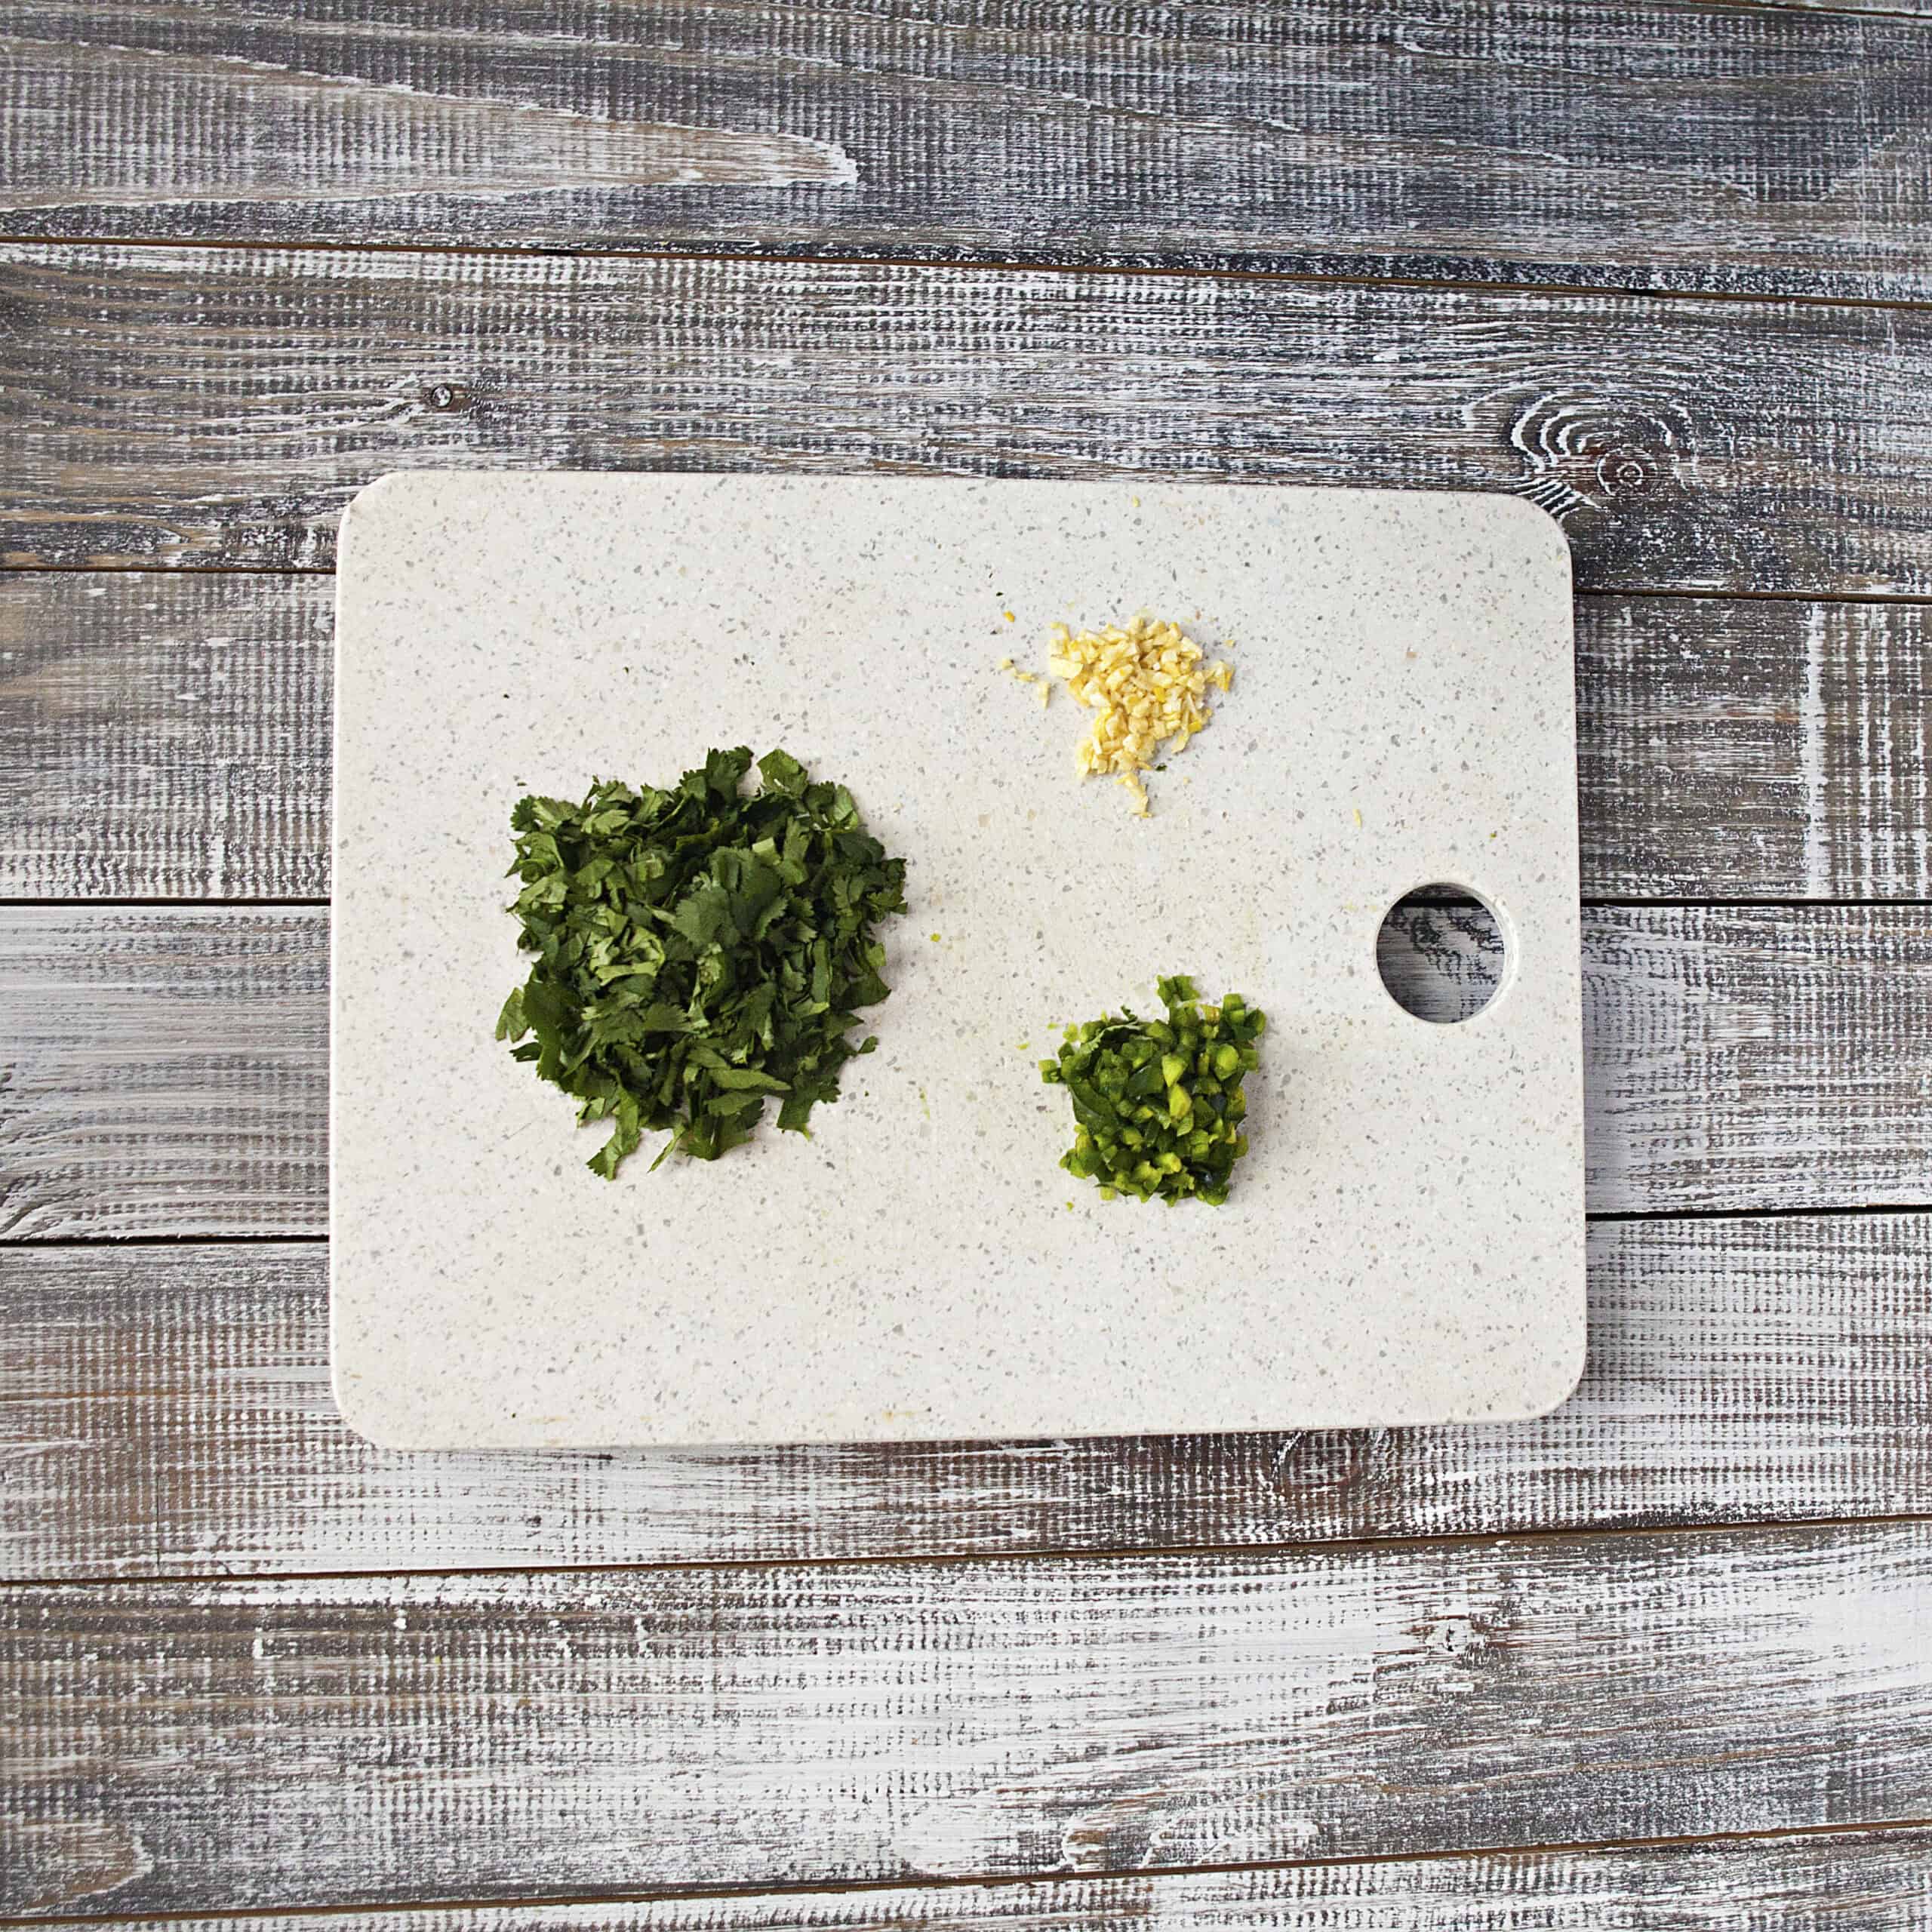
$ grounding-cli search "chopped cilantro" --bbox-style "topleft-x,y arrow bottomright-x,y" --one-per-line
1041,975 -> 1265,1205
497,747 -> 907,1178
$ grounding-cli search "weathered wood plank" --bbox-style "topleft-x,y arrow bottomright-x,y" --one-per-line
4,1214 -> 1928,1580
6,1521 -> 1930,1913
0,903 -> 1904,1232
1577,595 -> 1932,901
5,247 -> 1932,595
4,903 -> 1928,1235
38,1828 -> 1932,1932
1578,903 -> 1932,1212
8,577 -> 1929,903
2,1 -> 1930,300
0,909 -> 325,1240
0,574 -> 331,900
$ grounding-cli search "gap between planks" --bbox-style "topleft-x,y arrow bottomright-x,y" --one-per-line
8,1200 -> 1932,1244
10,1505 -> 1932,1597
5,230 -> 1932,325
14,897 -> 1932,912
2,1817 -> 1930,1932
5,568 -> 1932,608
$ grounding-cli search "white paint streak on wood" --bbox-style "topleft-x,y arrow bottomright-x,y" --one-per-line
0,574 -> 331,900
3,245 -> 1931,591
5,1524 -> 1930,1912
32,1829 -> 1932,1931
1792,1575 -> 1932,1695
1573,592 -> 1932,898
1908,617 -> 1931,895
1858,606 -> 1886,903
1802,603 -> 1829,894
0,35 -> 856,207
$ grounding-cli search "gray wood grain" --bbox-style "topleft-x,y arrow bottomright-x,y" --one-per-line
5,246 -> 1932,594
2,1 -> 1929,300
0,909 -> 325,1240
5,903 -> 1928,1235
6,1521 -> 1930,1913
1577,595 -> 1932,901
8,577 -> 1929,903
45,1829 -> 1932,1932
5,1214 -> 1928,1580
1581,903 -> 1932,1212
0,574 -> 332,900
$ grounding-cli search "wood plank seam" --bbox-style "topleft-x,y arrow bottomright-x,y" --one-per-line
7,231 -> 1932,322
14,1503 -> 1932,1594
5,573 -> 1932,601
3,1816 -> 1932,1931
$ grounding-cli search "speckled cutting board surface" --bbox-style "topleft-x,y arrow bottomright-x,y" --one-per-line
331,472 -> 1583,1448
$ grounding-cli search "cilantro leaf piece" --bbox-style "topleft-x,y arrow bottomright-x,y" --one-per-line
500,749 -> 907,1178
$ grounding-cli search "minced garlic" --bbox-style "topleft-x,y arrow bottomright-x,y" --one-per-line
1041,614 -> 1231,815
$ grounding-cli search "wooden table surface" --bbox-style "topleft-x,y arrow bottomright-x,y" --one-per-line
4,1 -> 1931,1923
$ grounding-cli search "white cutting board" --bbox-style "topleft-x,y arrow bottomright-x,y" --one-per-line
331,473 -> 1583,1448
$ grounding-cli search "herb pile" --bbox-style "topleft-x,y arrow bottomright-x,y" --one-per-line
1041,976 -> 1266,1204
497,747 -> 907,1178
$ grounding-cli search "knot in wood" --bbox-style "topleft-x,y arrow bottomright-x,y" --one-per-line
1412,1611 -> 1507,1671
1504,387 -> 1694,521
1597,445 -> 1660,498
1271,1426 -> 1392,1500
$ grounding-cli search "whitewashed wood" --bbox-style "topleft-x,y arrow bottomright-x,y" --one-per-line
5,1521 -> 1931,1912
4,903 -> 1927,1236
5,246 -> 1932,595
8,577 -> 1927,903
0,26 -> 854,208
53,1829 -> 1932,1932
0,14 -> 1921,1918
1577,595 -> 1932,900
0,573 -> 331,900
0,909 -> 324,1240
3,1214 -> 1927,1580
1579,903 -> 1932,1212
2,2 -> 1929,300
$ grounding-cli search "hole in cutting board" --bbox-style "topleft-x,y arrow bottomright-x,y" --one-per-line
1377,886 -> 1506,1023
